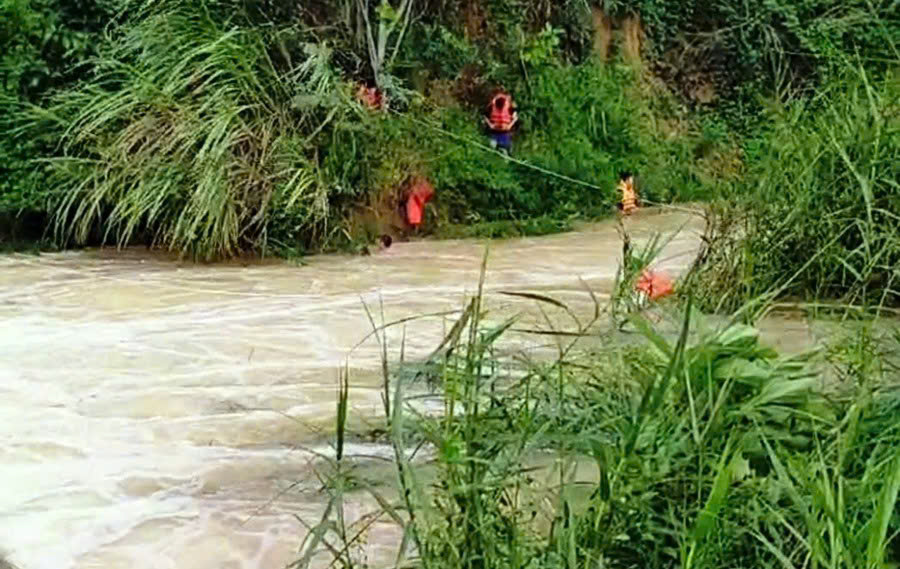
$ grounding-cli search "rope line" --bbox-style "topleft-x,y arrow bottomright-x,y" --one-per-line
390,108 -> 607,192
388,108 -> 706,217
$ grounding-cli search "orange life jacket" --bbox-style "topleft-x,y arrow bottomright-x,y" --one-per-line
618,178 -> 638,215
487,95 -> 514,132
357,84 -> 383,110
406,178 -> 434,226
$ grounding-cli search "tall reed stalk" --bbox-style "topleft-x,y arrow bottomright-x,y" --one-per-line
300,246 -> 900,568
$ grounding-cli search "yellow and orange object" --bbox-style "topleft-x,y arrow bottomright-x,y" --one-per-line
405,177 -> 434,227
617,172 -> 638,215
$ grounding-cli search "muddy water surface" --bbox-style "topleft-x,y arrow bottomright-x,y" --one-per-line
1,210 -> 758,569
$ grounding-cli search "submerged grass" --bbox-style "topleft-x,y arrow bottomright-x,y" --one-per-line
432,216 -> 575,240
299,243 -> 900,568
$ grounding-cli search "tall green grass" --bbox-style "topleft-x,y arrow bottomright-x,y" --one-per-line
301,253 -> 900,568
23,1 -> 358,258
9,0 -> 738,257
697,64 -> 900,310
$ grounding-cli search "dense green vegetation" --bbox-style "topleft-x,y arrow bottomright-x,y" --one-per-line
305,270 -> 900,569
698,68 -> 900,310
2,0 -> 898,300
2,0 -> 117,242
2,3 -> 896,566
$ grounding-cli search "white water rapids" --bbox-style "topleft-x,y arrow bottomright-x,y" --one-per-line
0,210 -> 811,568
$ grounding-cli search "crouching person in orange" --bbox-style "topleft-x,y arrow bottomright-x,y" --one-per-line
357,82 -> 384,110
405,176 -> 434,230
484,90 -> 518,154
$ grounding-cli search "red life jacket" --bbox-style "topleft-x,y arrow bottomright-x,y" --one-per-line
406,178 -> 434,226
357,84 -> 383,110
488,95 -> 514,131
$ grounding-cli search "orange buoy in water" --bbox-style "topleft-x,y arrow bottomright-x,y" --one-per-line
636,269 -> 674,301
405,177 -> 434,227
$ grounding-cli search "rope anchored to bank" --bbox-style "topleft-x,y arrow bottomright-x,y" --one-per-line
387,107 -> 705,217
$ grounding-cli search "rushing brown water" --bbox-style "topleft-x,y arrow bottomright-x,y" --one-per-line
0,209 -> 750,569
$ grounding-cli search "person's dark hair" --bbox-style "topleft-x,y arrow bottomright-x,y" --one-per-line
494,96 -> 507,110
380,234 -> 393,248
619,171 -> 633,182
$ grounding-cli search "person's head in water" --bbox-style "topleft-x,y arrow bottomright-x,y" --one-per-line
379,234 -> 392,249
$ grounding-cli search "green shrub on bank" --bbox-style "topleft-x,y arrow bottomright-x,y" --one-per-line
24,2 -> 364,258
699,66 -> 900,309
1,0 -> 116,241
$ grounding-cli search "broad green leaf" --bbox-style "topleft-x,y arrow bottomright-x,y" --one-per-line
716,323 -> 760,347
715,357 -> 770,385
744,377 -> 817,410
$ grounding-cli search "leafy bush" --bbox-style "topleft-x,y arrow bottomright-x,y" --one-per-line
303,279 -> 900,569
25,2 -> 366,258
629,0 -> 898,94
698,66 -> 900,308
1,0 -> 116,240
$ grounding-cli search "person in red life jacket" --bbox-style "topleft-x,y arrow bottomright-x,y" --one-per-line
405,176 -> 434,229
484,91 -> 518,154
357,82 -> 384,110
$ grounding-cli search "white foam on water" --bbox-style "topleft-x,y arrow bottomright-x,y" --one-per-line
0,210 -> 704,568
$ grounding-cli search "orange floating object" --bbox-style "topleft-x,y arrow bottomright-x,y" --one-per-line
635,269 -> 674,301
405,178 -> 434,227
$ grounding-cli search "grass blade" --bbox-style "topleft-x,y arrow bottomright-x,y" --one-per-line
866,453 -> 900,567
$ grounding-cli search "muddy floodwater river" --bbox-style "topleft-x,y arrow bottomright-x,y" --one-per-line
0,209 -> 811,569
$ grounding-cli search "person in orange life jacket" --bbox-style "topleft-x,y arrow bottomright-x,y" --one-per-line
356,81 -> 384,110
405,176 -> 434,229
484,91 -> 518,154
616,171 -> 639,215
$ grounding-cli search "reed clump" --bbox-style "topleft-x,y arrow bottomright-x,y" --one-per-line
301,250 -> 900,569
